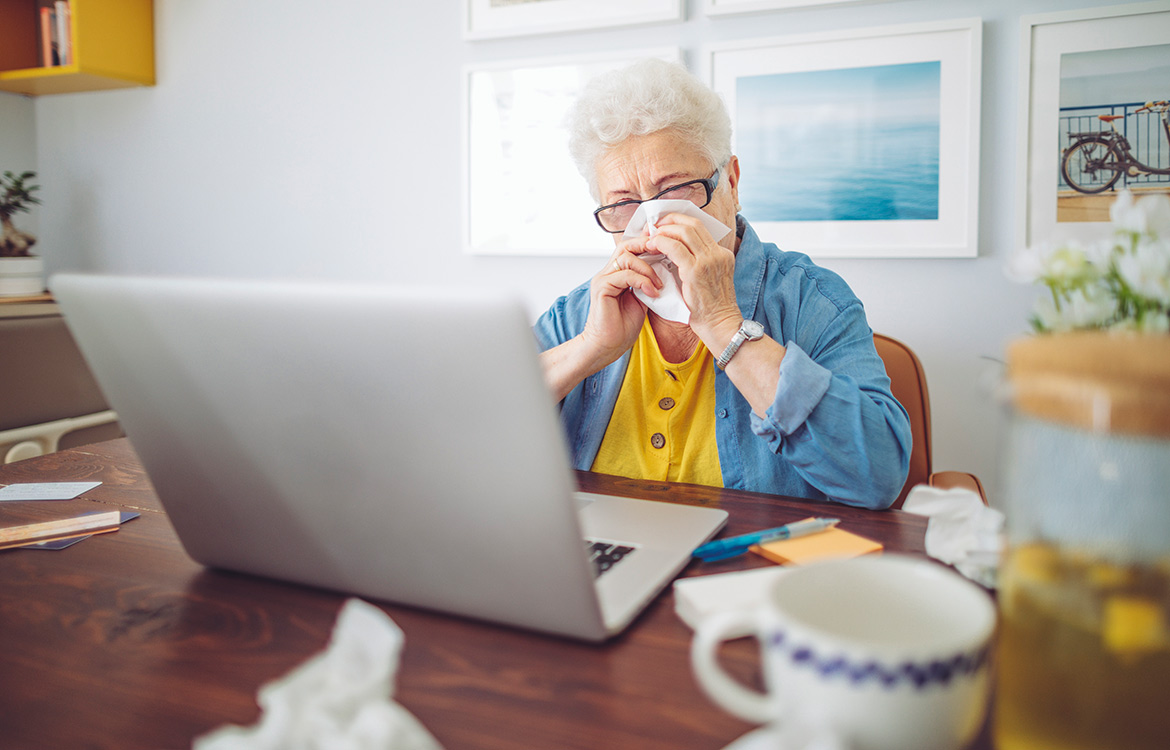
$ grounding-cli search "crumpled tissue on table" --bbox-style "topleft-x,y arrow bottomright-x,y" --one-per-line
621,199 -> 733,325
194,598 -> 444,750
902,485 -> 1005,589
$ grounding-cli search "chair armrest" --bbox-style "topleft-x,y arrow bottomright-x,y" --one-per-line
928,470 -> 988,505
0,410 -> 119,464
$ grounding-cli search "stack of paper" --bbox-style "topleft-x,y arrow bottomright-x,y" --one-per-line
673,521 -> 883,629
673,567 -> 789,630
751,517 -> 882,565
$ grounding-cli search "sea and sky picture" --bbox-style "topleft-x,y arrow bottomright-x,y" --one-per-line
735,61 -> 941,222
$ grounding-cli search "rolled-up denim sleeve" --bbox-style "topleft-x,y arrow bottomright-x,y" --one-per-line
749,325 -> 912,510
752,344 -> 831,435
533,287 -> 583,352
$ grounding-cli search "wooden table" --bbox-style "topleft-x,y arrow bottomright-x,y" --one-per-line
0,439 -> 990,750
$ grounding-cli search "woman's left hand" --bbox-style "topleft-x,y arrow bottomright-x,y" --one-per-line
648,211 -> 785,417
645,213 -> 741,339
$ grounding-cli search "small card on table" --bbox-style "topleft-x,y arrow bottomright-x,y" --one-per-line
0,482 -> 102,502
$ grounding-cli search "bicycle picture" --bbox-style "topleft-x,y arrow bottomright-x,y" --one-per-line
1061,100 -> 1170,194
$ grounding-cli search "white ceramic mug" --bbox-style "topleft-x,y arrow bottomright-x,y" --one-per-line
691,555 -> 995,750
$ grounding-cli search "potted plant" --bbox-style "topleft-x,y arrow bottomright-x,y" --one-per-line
0,170 -> 44,297
996,189 -> 1170,750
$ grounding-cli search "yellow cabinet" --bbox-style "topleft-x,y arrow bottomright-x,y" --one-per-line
0,0 -> 153,96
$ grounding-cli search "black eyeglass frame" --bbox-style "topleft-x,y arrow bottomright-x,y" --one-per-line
592,166 -> 722,234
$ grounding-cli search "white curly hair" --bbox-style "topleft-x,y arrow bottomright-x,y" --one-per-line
567,58 -> 732,200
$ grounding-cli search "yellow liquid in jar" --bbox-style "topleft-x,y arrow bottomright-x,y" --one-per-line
995,543 -> 1170,750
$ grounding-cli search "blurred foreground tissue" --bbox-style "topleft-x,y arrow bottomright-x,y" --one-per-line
903,486 -> 1004,589
194,598 -> 443,750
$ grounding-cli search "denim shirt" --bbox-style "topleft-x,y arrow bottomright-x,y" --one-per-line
533,219 -> 912,510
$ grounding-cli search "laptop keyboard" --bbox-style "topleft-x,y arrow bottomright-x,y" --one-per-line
585,539 -> 635,577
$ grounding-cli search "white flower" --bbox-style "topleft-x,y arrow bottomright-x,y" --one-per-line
1005,241 -> 1049,284
1008,238 -> 1111,287
1116,237 -> 1170,306
1110,190 -> 1145,234
1084,237 -> 1115,269
1042,242 -> 1098,286
1136,313 -> 1170,334
1110,189 -> 1170,239
1110,312 -> 1170,334
1139,193 -> 1170,240
1033,284 -> 1116,332
1011,191 -> 1170,334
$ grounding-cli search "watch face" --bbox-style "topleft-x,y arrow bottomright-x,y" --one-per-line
742,320 -> 765,340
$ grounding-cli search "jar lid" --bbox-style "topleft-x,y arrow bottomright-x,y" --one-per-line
1007,332 -> 1170,437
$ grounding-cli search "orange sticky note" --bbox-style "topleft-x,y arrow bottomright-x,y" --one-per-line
750,517 -> 882,566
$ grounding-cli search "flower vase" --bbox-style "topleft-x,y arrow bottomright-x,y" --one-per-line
995,331 -> 1170,750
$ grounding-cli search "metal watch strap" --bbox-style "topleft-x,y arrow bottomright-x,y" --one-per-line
716,320 -> 763,370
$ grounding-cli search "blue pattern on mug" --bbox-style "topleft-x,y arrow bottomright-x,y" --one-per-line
769,630 -> 990,690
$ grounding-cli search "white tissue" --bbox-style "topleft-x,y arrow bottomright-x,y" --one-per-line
194,599 -> 444,750
902,486 -> 1005,589
621,200 -> 733,325
633,255 -> 691,324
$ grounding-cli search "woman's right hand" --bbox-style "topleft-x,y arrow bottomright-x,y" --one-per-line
539,239 -> 662,401
581,240 -> 662,360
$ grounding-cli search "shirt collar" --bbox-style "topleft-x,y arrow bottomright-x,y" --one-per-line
732,215 -> 766,323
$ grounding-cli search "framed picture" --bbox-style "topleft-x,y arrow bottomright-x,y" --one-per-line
464,0 -> 682,40
705,18 -> 982,258
463,49 -> 679,256
704,0 -> 870,15
1017,2 -> 1170,252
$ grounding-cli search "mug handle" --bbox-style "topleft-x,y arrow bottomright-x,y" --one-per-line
690,609 -> 774,725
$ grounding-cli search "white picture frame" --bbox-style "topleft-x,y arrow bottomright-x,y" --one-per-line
464,0 -> 682,40
1016,2 -> 1170,253
704,0 -> 869,15
704,18 -> 982,258
462,48 -> 680,256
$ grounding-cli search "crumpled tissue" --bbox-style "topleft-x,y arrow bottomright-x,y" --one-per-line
194,598 -> 444,750
902,485 -> 1005,589
621,199 -> 733,324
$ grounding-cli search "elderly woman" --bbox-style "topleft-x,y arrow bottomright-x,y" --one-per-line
535,59 -> 911,510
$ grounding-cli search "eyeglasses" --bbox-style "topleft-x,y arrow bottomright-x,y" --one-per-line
592,166 -> 722,234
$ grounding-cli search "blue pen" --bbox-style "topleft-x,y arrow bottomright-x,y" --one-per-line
693,517 -> 841,562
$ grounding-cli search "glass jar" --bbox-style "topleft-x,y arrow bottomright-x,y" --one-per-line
995,332 -> 1170,750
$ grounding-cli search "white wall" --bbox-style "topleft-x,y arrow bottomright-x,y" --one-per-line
17,0 -> 1141,502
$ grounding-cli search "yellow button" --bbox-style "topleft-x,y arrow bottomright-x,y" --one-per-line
650,433 -> 666,449
658,397 -> 676,410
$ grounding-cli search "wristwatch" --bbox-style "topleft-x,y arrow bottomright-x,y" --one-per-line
716,319 -> 765,370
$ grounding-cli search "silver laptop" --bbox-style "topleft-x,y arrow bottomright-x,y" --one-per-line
51,274 -> 726,641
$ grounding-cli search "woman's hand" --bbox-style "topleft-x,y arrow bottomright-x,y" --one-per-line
581,237 -> 662,359
645,213 -> 741,344
648,211 -> 787,417
539,238 -> 663,401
